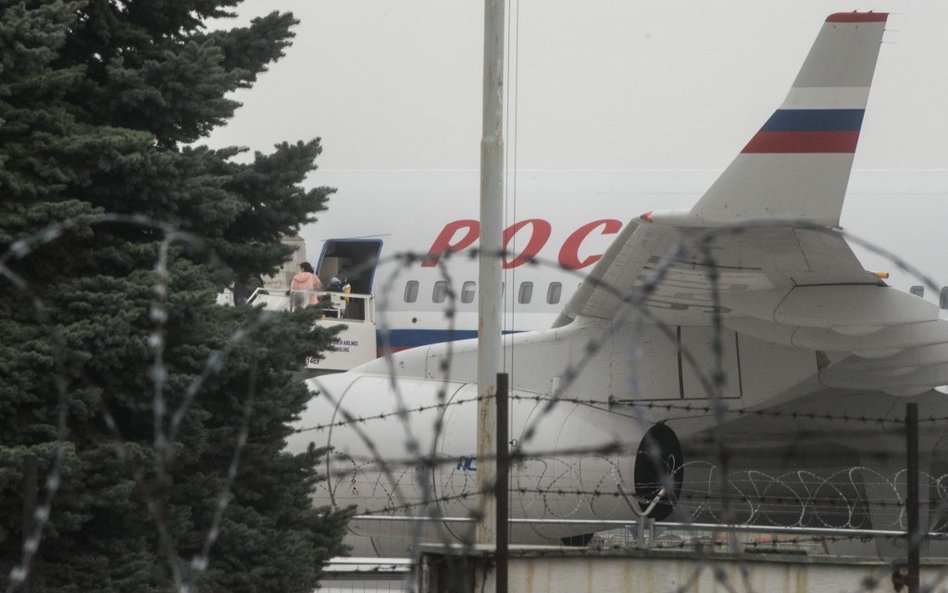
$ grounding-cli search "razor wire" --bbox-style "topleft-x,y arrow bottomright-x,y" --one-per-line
309,220 -> 948,592
5,216 -> 948,593
290,391 -> 948,437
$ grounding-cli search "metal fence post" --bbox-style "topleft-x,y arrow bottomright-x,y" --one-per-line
906,402 -> 920,593
496,372 -> 509,593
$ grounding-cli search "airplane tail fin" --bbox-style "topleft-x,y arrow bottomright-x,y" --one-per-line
689,12 -> 888,226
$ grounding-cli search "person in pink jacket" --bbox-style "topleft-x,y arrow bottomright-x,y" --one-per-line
290,261 -> 322,308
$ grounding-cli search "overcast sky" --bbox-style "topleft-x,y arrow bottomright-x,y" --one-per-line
210,0 -> 948,172
207,1 -> 948,289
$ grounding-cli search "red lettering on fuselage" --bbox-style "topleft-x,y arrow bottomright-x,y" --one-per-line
422,219 -> 480,267
503,219 -> 552,269
558,219 -> 622,269
424,218 -> 624,269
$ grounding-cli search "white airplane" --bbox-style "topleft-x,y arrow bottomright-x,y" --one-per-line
287,12 -> 948,556
302,166 -> 948,364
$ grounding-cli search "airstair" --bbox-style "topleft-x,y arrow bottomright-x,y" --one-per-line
215,235 -> 382,372
231,288 -> 378,373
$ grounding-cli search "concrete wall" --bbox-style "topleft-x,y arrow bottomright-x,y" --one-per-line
419,547 -> 938,593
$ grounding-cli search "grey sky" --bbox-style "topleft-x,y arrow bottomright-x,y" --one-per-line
211,1 -> 948,171
207,1 -> 948,289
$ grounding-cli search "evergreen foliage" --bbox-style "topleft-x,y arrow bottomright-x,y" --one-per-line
0,1 -> 350,591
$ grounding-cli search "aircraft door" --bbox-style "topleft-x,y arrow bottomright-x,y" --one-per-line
317,239 -> 382,294
317,239 -> 382,322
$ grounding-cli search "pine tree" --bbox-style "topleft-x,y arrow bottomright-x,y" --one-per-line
0,2 -> 350,591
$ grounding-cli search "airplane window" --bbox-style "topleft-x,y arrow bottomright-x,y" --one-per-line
432,280 -> 447,303
461,281 -> 476,304
547,282 -> 562,305
404,280 -> 419,303
518,281 -> 533,304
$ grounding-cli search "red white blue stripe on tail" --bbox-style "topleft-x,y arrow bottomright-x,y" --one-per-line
743,109 -> 864,153
689,12 -> 888,226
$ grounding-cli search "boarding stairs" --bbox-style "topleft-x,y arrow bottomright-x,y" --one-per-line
222,287 -> 378,372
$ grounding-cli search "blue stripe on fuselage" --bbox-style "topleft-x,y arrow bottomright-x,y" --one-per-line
380,329 -> 479,350
379,328 -> 527,351
760,109 -> 864,132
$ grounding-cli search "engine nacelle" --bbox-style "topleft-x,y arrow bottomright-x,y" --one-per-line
511,392 -> 683,525
286,372 -> 684,553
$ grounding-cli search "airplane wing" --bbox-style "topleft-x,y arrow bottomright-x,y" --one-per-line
554,12 -> 948,395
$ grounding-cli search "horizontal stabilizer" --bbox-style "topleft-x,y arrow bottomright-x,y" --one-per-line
726,285 -> 939,331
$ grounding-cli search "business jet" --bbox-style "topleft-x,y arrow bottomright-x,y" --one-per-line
286,12 -> 948,556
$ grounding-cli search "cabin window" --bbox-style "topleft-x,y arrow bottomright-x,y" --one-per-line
547,282 -> 562,305
432,280 -> 448,303
461,281 -> 476,304
518,281 -> 534,304
404,280 -> 419,303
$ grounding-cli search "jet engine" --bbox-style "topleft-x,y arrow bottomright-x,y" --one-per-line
510,394 -> 684,526
631,423 -> 684,521
287,372 -> 686,554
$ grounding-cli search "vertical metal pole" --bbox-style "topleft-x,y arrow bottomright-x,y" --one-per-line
476,0 -> 505,549
22,454 -> 38,593
906,402 -> 920,593
496,373 -> 509,593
